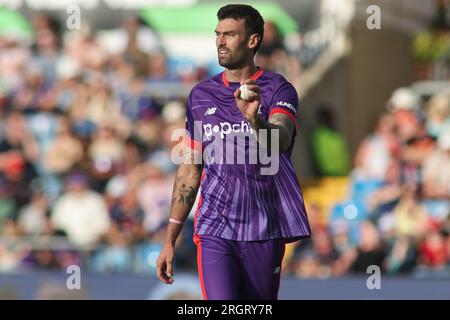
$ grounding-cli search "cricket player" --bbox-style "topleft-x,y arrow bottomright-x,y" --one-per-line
156,4 -> 311,300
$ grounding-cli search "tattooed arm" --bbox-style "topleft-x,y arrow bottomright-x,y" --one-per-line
156,160 -> 203,284
165,162 -> 202,244
233,79 -> 295,153
249,113 -> 295,153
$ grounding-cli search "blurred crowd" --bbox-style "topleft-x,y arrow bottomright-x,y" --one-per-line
0,14 -> 189,273
0,13 -> 301,273
289,87 -> 450,278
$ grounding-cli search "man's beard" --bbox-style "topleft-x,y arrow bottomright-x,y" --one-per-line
218,53 -> 245,69
217,43 -> 247,69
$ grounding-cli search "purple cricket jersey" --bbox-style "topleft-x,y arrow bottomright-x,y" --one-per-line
186,69 -> 311,243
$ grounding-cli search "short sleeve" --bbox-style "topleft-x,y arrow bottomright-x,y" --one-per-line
185,92 -> 202,151
268,80 -> 299,125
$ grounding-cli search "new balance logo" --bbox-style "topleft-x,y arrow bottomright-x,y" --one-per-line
205,107 -> 217,116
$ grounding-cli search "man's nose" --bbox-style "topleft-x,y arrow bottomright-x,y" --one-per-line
217,35 -> 226,46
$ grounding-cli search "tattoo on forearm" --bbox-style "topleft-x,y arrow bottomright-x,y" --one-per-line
177,183 -> 197,205
171,180 -> 179,207
170,169 -> 201,210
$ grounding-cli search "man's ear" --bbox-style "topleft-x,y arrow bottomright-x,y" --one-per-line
248,33 -> 260,50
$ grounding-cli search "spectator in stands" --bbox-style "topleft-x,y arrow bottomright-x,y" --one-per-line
445,224 -> 450,265
88,123 -> 126,192
328,221 -> 357,276
0,241 -> 31,272
384,235 -> 418,274
118,73 -> 160,122
91,190 -> 145,272
425,93 -> 450,139
292,248 -> 321,279
43,116 -> 84,175
419,227 -> 448,269
422,126 -> 450,199
0,178 -> 16,235
0,35 -> 31,93
0,112 -> 39,208
311,105 -> 350,176
84,73 -> 122,127
391,184 -> 429,239
352,114 -> 401,218
67,83 -> 97,141
354,113 -> 400,181
397,115 -> 435,188
51,172 -> 110,247
312,228 -> 341,277
52,57 -> 83,113
122,15 -> 161,77
30,14 -> 61,80
136,165 -> 173,236
387,87 -> 420,114
16,182 -> 52,236
108,190 -> 146,245
421,126 -> 450,222
348,221 -> 386,273
147,52 -> 178,83
11,63 -> 52,113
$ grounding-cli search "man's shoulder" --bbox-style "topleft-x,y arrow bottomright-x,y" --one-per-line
261,70 -> 294,91
190,72 -> 223,95
261,70 -> 288,82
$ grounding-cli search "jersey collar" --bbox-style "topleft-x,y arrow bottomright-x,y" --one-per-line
221,68 -> 264,88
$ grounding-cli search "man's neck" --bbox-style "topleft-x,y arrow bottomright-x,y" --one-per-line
224,62 -> 258,83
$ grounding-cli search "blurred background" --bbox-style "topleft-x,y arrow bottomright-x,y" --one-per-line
0,0 -> 450,300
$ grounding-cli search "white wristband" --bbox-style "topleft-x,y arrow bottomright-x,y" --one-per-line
169,218 -> 184,225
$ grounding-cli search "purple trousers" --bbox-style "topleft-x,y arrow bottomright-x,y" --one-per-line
195,234 -> 286,300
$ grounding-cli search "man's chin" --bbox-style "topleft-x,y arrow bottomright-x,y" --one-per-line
218,59 -> 237,69
218,58 -> 230,68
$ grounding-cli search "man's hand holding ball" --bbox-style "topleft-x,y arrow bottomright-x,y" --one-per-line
239,83 -> 257,101
234,79 -> 260,124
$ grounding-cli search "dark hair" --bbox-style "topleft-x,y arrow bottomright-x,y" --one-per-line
217,4 -> 265,55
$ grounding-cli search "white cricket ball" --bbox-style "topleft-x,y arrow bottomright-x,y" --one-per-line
239,84 -> 256,101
